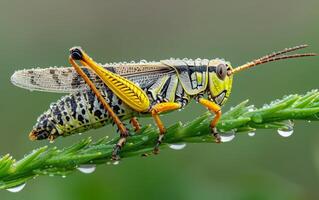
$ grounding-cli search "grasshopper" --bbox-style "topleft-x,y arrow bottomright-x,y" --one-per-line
11,45 -> 317,160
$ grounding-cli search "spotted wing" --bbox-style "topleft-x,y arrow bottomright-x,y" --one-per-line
11,63 -> 174,93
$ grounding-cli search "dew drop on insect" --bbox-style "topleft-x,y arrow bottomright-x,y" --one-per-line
62,175 -> 66,178
6,183 -> 26,193
78,133 -> 82,136
277,128 -> 294,137
220,132 -> 235,142
169,143 -> 186,150
248,132 -> 255,137
77,164 -> 96,174
140,59 -> 147,63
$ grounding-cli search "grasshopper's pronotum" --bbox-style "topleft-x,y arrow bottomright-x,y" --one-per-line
11,45 -> 317,160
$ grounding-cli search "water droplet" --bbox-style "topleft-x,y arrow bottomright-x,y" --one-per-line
308,120 -> 312,123
140,59 -> 147,63
169,143 -> 186,150
113,161 -> 120,165
78,132 -> 82,136
62,175 -> 66,178
6,183 -> 26,193
248,132 -> 255,137
142,136 -> 148,141
277,128 -> 294,137
262,104 -> 270,109
77,164 -> 96,174
220,132 -> 235,142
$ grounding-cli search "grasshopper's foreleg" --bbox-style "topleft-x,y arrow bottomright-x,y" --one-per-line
198,98 -> 222,143
69,53 -> 129,161
150,102 -> 182,154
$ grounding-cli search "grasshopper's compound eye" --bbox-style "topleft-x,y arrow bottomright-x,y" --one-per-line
70,47 -> 83,60
216,63 -> 227,80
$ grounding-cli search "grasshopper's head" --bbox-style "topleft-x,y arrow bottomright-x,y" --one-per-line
207,59 -> 233,106
207,44 -> 317,106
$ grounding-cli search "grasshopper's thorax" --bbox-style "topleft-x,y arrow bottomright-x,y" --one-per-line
207,59 -> 233,106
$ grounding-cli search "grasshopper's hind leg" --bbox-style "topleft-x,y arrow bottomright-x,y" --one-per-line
150,102 -> 182,154
69,52 -> 129,161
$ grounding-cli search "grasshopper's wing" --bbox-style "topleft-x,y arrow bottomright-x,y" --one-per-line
11,67 -> 101,93
161,59 -> 209,95
11,63 -> 174,93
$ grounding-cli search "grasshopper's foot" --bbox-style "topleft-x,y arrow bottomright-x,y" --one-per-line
111,137 -> 127,160
211,127 -> 221,143
153,134 -> 164,154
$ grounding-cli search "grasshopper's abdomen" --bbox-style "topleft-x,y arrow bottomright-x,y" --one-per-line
30,88 -> 134,140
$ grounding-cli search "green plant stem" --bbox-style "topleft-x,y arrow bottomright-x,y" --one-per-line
1,90 -> 319,190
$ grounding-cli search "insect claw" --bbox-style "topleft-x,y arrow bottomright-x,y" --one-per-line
211,127 -> 221,143
112,144 -> 121,160
153,135 -> 164,154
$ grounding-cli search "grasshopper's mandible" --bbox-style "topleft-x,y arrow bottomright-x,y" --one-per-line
11,45 -> 317,160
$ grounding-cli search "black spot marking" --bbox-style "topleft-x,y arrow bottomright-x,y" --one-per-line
94,110 -> 103,118
112,105 -> 121,114
78,115 -> 85,123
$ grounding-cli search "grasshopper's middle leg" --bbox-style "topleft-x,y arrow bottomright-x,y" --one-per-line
150,102 -> 181,154
130,117 -> 141,132
69,55 -> 128,161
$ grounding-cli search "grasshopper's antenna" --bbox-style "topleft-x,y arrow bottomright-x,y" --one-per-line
229,44 -> 317,75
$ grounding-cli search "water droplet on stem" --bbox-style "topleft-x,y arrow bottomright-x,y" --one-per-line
220,132 -> 235,142
6,183 -> 26,193
169,143 -> 186,150
77,164 -> 96,174
248,132 -> 255,137
277,128 -> 294,137
113,161 -> 120,165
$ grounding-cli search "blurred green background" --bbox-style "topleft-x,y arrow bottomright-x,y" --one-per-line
0,0 -> 318,199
